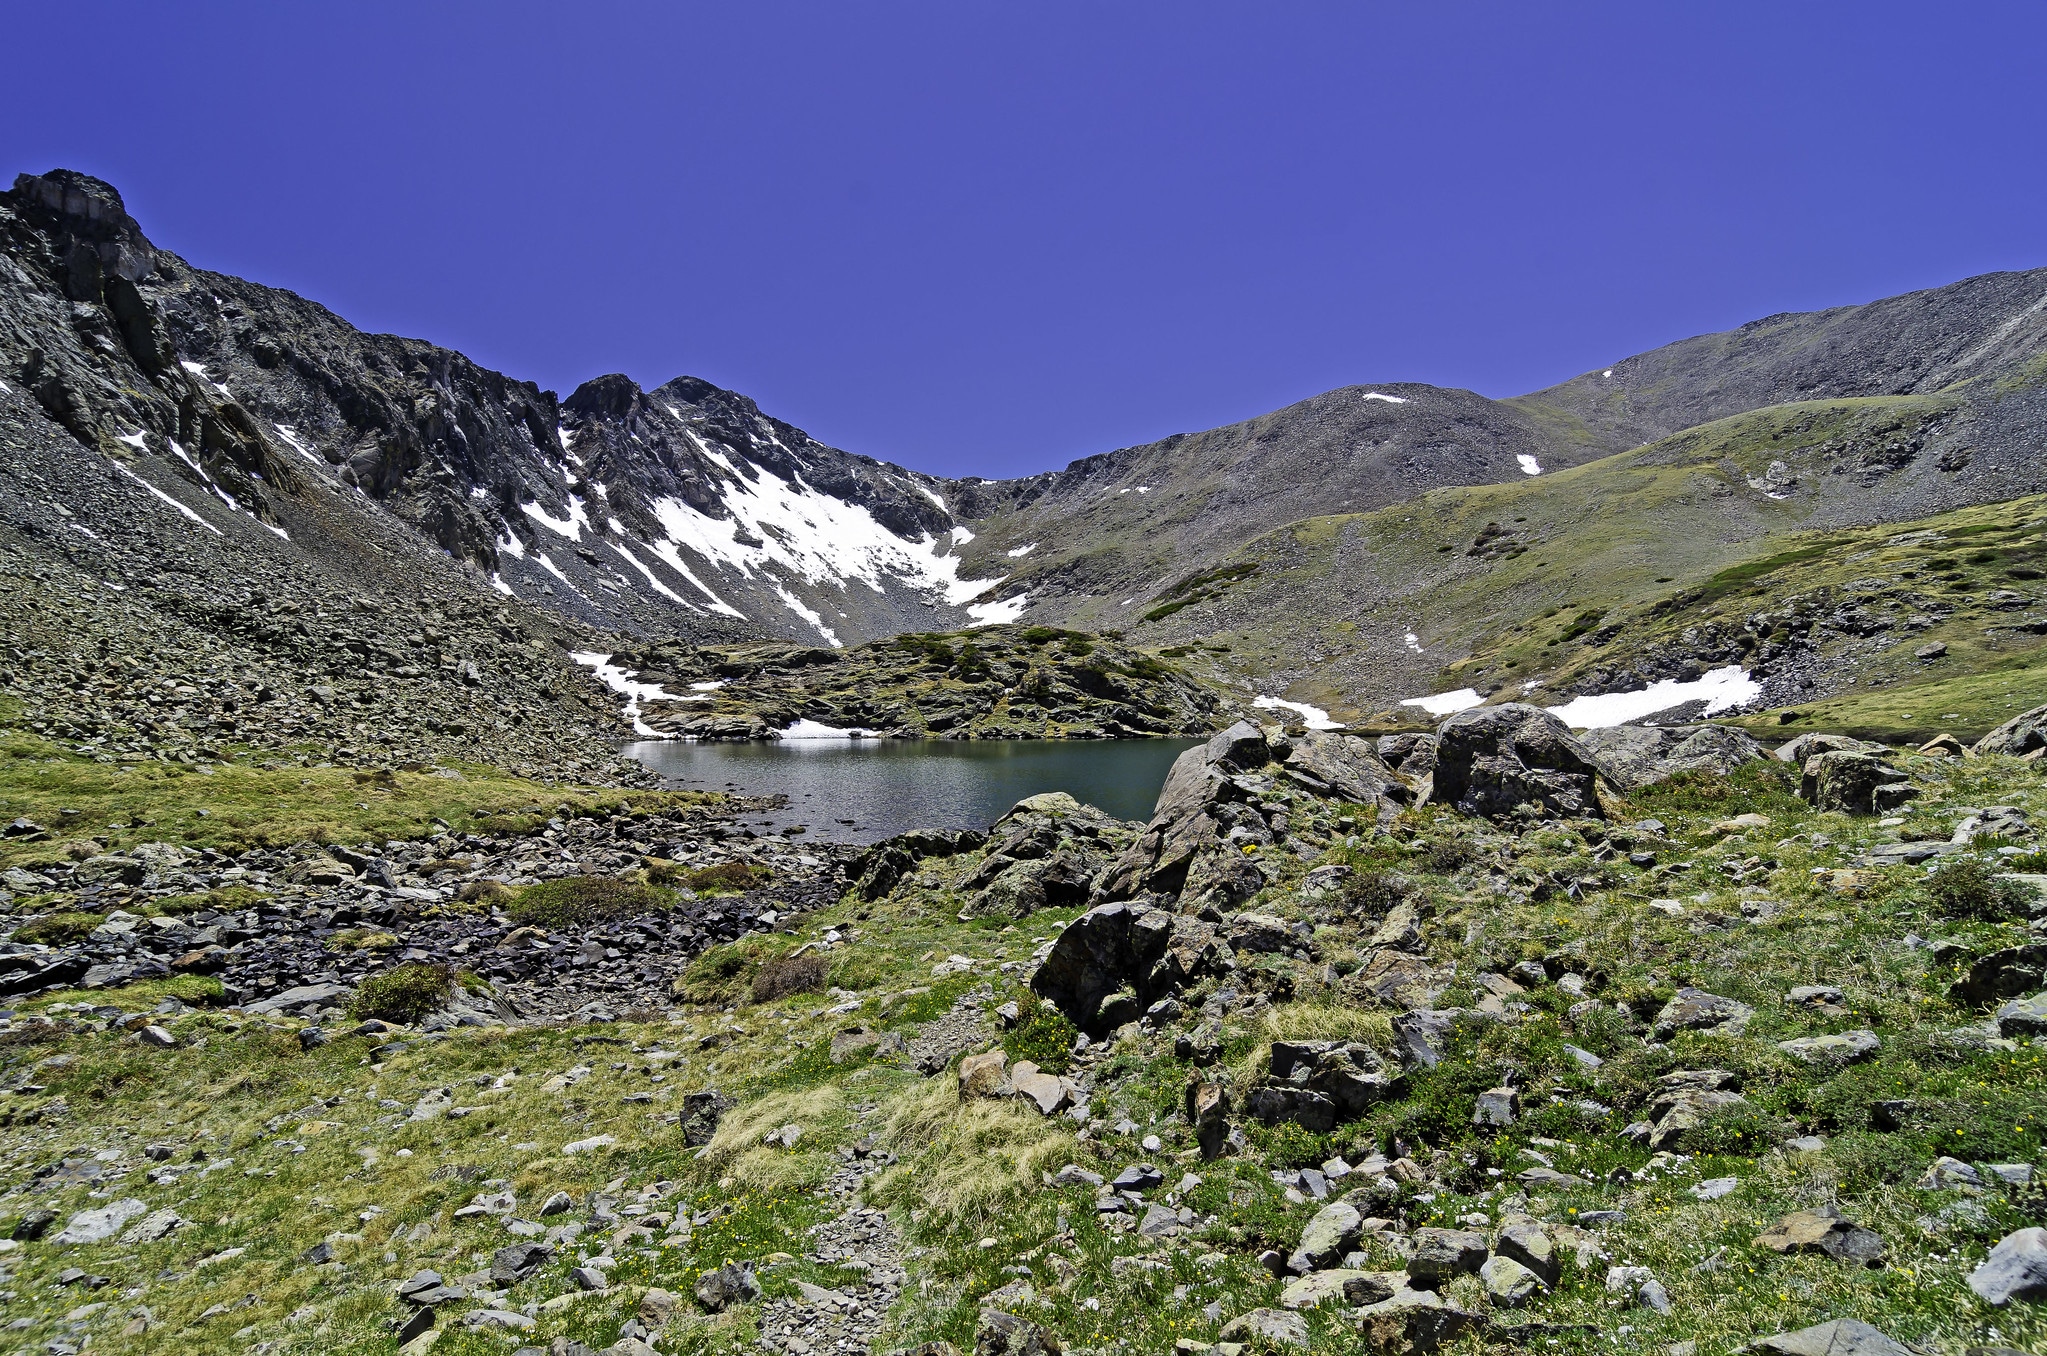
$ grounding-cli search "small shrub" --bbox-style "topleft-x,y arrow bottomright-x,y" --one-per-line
349,963 -> 455,1024
1002,995 -> 1077,1073
206,884 -> 267,910
13,913 -> 103,946
1927,856 -> 2031,920
509,875 -> 670,927
2001,849 -> 2047,873
644,859 -> 686,887
752,951 -> 828,1003
677,937 -> 777,1005
457,879 -> 514,906
685,862 -> 770,894
1341,870 -> 1410,914
1422,840 -> 1476,873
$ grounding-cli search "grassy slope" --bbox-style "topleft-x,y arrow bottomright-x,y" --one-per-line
0,717 -> 720,872
1113,393 -> 2045,737
6,752 -> 2045,1355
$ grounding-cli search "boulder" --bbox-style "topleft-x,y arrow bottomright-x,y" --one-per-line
958,1050 -> 1010,1100
1579,724 -> 1766,791
1428,704 -> 1615,820
975,1309 -> 1061,1356
1278,1269 -> 1402,1310
1354,1287 -> 1486,1354
1968,1227 -> 2047,1306
1774,733 -> 1887,764
53,1198 -> 148,1245
1951,944 -> 2047,1008
1248,1042 -> 1401,1130
1974,702 -> 2047,758
848,827 -> 987,901
489,1242 -> 553,1285
1186,1079 -> 1231,1159
1480,1255 -> 1544,1307
1653,988 -> 1753,1038
1753,1207 -> 1886,1266
1995,993 -> 2047,1038
1472,1086 -> 1518,1127
1644,1069 -> 1750,1152
1217,1308 -> 1309,1349
1028,902 -> 1222,1034
1404,1228 -> 1487,1286
1776,1031 -> 1880,1064
1493,1220 -> 1559,1286
680,1090 -> 731,1147
693,1262 -> 760,1312
1288,1201 -> 1363,1273
1098,723 -> 1408,907
1798,751 -> 1914,814
1750,1320 -> 1914,1356
1010,1061 -> 1078,1117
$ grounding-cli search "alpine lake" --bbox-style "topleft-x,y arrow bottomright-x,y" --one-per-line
624,736 -> 1203,843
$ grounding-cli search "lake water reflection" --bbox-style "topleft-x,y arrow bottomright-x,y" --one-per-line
623,737 -> 1202,843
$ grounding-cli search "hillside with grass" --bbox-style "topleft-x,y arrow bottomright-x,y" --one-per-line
0,707 -> 2043,1355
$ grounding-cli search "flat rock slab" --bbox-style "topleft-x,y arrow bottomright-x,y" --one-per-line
1750,1319 -> 1913,1356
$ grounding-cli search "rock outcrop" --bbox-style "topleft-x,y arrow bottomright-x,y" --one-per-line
1098,722 -> 1410,908
1426,705 -> 1616,820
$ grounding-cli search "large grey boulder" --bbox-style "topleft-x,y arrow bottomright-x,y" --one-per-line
1428,704 -> 1614,819
1287,1201 -> 1363,1273
1799,751 -> 1915,814
958,796 -> 1131,919
1974,702 -> 2047,758
1028,902 -> 1222,1034
1579,723 -> 1766,791
1247,1041 -> 1402,1131
1969,1227 -> 2047,1306
1098,722 -> 1409,907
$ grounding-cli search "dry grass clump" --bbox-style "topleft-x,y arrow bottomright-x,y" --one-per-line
870,1076 -> 1077,1225
751,951 -> 828,1003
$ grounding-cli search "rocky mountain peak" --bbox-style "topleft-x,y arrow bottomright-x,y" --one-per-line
8,169 -> 159,290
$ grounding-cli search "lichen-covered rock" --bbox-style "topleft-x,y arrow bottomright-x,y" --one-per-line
1427,704 -> 1615,820
1578,723 -> 1765,791
1974,702 -> 2047,758
1248,1041 -> 1402,1131
1098,722 -> 1409,907
1799,750 -> 1915,813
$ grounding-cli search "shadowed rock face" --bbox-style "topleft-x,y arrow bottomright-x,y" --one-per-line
1426,705 -> 1613,820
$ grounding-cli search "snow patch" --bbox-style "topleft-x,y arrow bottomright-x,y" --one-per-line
968,593 -> 1029,626
115,430 -> 148,451
1400,688 -> 1484,717
570,652 -> 684,738
490,573 -> 514,596
609,542 -> 698,609
272,424 -> 324,465
914,482 -> 947,511
772,582 -> 841,646
114,463 -> 223,535
1404,631 -> 1424,654
643,458 -> 1008,617
179,361 -> 231,398
1516,454 -> 1543,476
1007,542 -> 1039,558
556,427 -> 573,453
1542,665 -> 1761,729
778,719 -> 883,740
534,553 -> 583,595
690,680 -> 728,692
496,530 -> 526,559
1252,696 -> 1344,730
1360,392 -> 1408,404
521,496 -> 589,540
1602,369 -> 1614,378
0,379 -> 11,394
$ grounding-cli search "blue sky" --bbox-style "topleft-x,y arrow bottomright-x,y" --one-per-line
6,3 -> 2044,478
